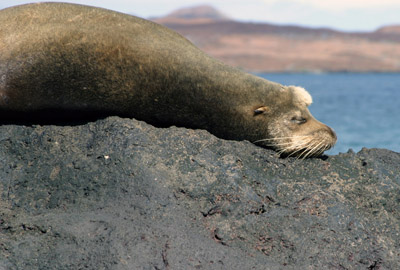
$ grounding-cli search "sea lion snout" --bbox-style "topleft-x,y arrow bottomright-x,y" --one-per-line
326,126 -> 337,142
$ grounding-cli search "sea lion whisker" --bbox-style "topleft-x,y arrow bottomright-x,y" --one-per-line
257,136 -> 313,148
279,139 -> 310,152
294,140 -> 321,159
321,142 -> 333,152
303,142 -> 323,159
289,145 -> 311,158
303,145 -> 317,159
293,146 -> 311,159
270,140 -> 309,147
290,137 -> 314,149
269,135 -> 310,141
291,136 -> 334,159
284,140 -> 314,158
253,135 -> 310,144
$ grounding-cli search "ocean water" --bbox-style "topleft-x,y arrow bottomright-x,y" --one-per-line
258,73 -> 400,155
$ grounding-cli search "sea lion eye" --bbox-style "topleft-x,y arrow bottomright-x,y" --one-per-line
291,116 -> 307,124
254,106 -> 269,115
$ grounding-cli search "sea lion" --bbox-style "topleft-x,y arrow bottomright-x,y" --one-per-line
0,2 -> 336,158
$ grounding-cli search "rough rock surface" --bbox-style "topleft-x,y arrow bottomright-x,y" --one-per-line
0,117 -> 399,269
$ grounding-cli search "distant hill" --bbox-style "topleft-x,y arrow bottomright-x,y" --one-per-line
152,6 -> 400,73
376,25 -> 400,35
154,5 -> 230,24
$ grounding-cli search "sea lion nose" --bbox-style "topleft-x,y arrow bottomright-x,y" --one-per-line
327,126 -> 337,142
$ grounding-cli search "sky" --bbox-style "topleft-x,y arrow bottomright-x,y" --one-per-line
1,0 -> 400,32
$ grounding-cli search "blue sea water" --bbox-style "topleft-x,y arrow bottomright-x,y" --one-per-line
258,73 -> 400,155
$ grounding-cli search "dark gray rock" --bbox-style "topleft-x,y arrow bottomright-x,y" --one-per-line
0,117 -> 399,269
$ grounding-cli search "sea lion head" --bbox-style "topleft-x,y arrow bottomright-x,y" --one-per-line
253,85 -> 337,158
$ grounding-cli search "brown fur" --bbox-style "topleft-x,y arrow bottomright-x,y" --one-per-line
0,2 -> 336,157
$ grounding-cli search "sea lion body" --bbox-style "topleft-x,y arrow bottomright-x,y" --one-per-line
0,2 -> 336,157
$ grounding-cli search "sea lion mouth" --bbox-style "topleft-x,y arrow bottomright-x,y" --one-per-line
254,133 -> 336,159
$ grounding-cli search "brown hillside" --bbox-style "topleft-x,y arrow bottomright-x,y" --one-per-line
376,25 -> 400,35
152,6 -> 400,72
154,5 -> 230,25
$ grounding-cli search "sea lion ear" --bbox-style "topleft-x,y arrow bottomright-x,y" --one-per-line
254,106 -> 269,115
288,86 -> 312,107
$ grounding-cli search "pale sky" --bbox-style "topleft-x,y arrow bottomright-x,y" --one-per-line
1,0 -> 400,32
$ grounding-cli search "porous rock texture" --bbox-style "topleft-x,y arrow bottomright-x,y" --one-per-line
0,117 -> 399,269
